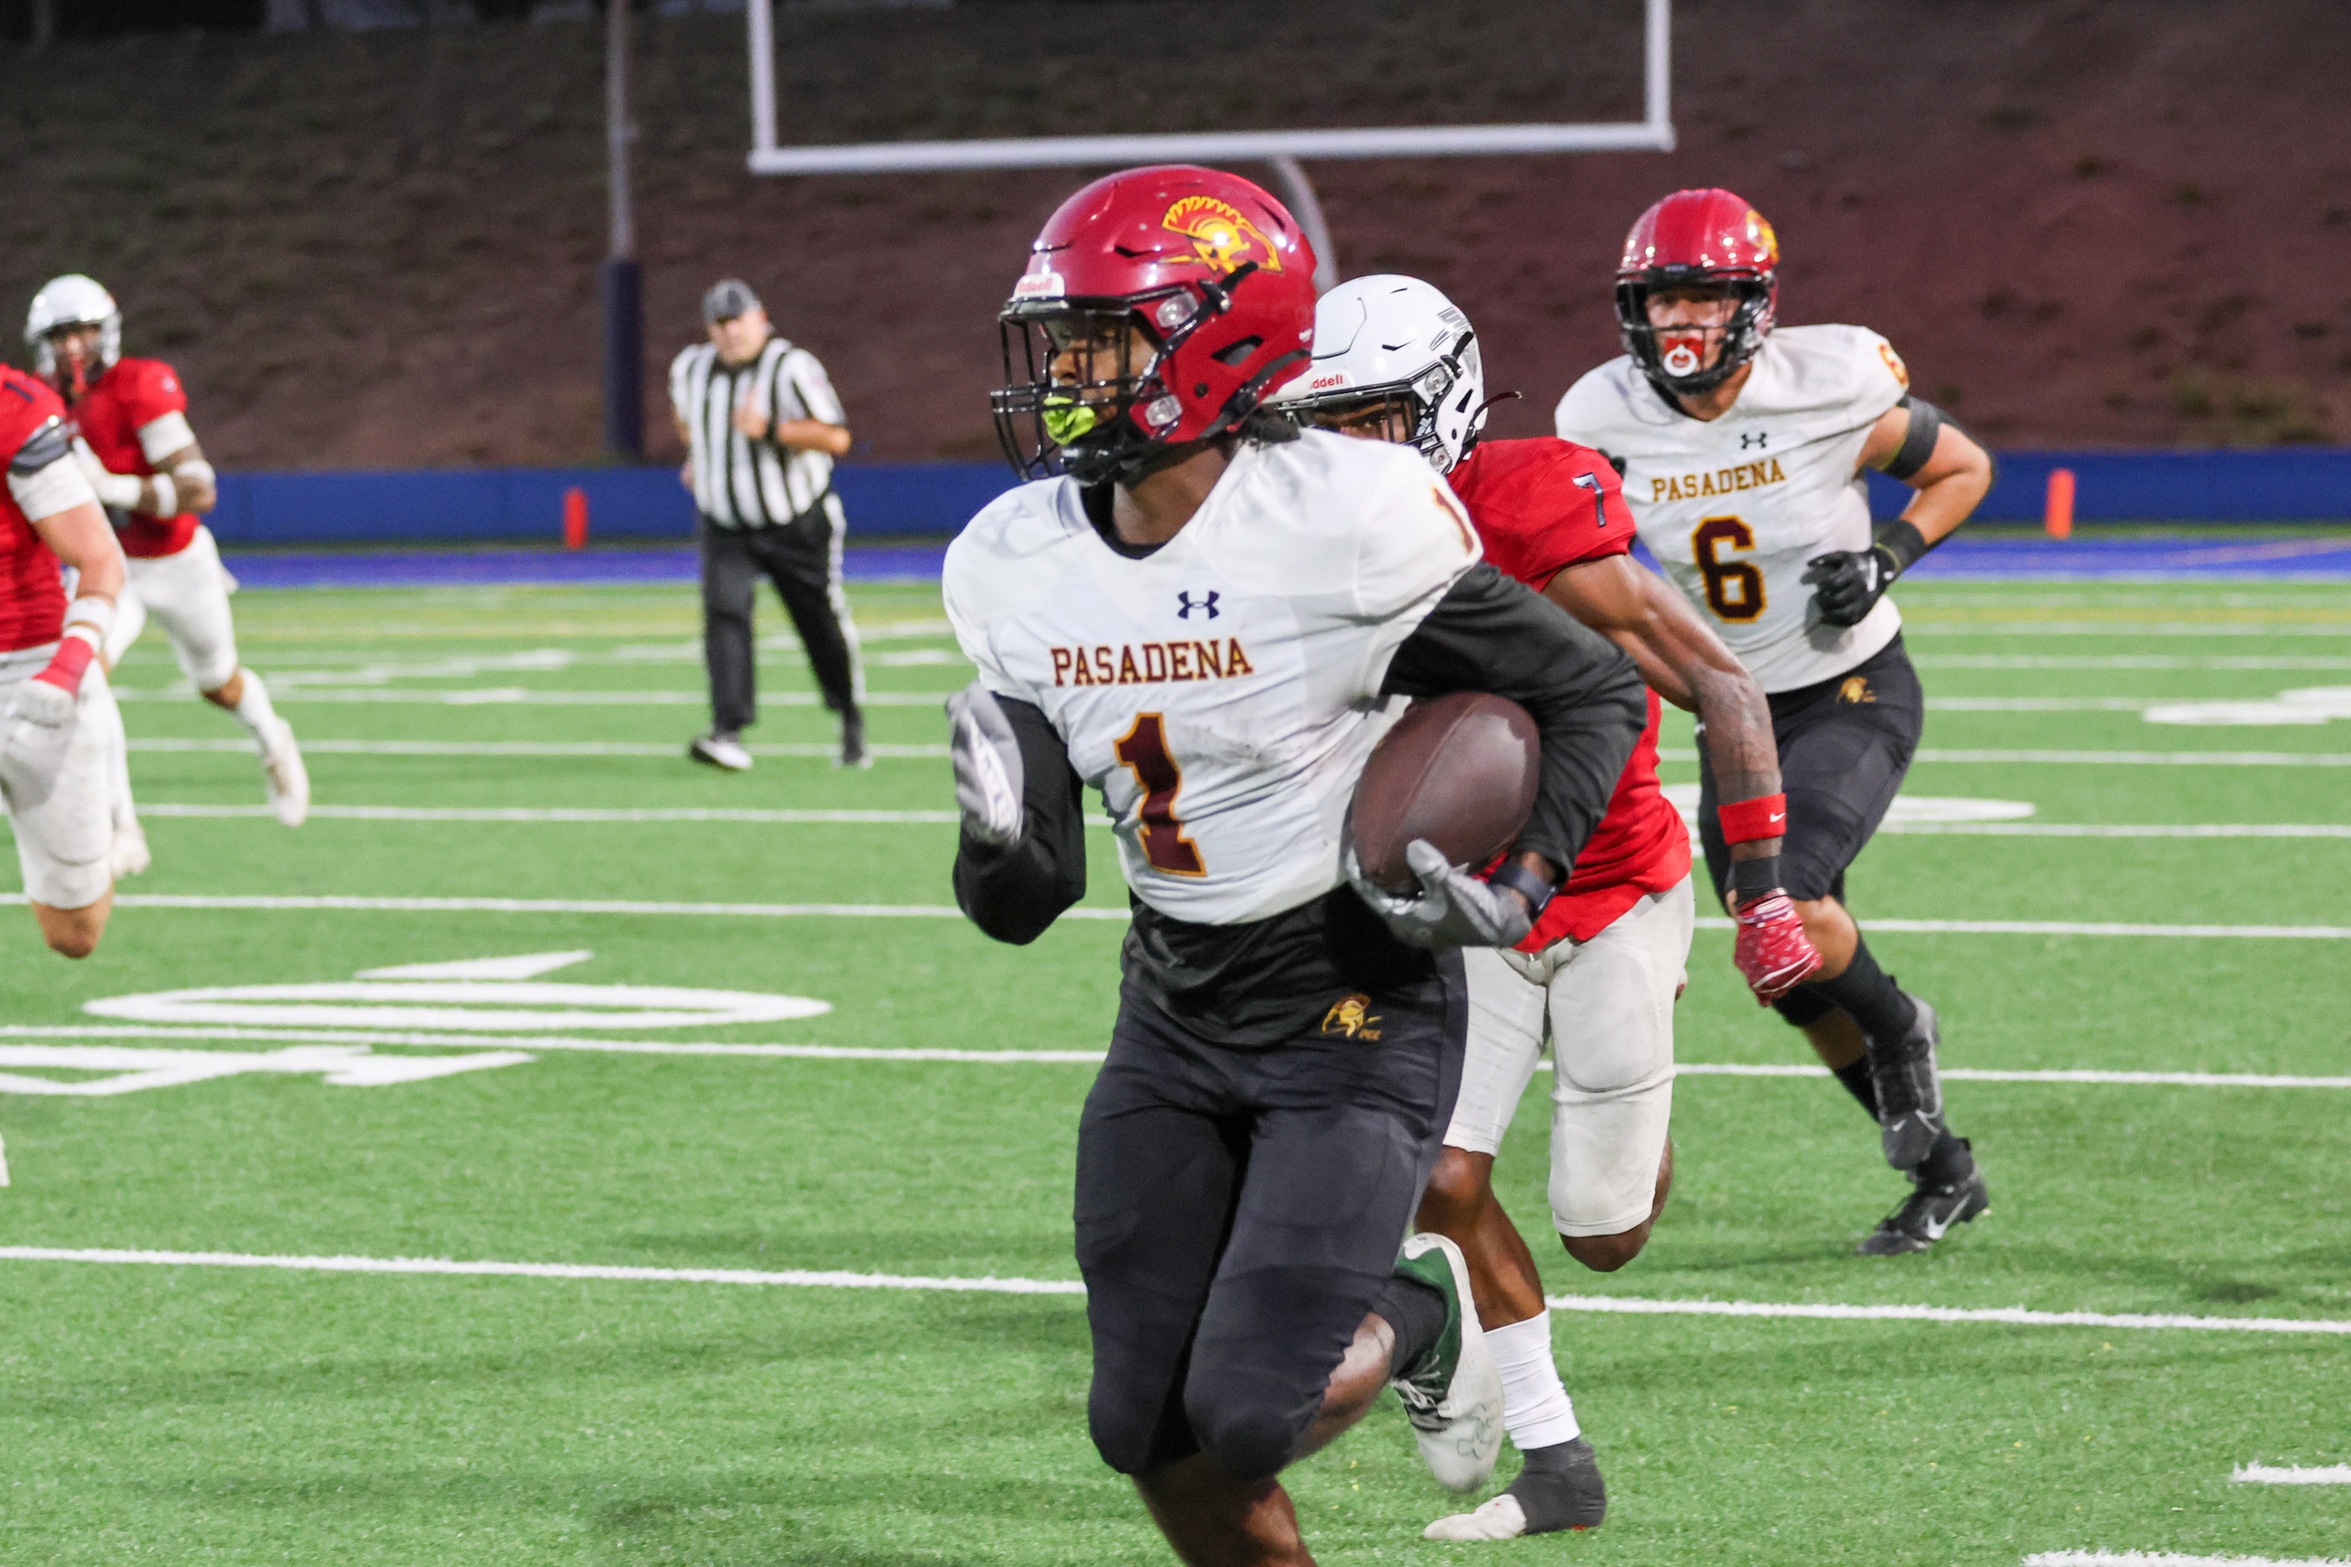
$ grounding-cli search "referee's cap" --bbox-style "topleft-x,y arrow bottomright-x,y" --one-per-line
702,278 -> 763,325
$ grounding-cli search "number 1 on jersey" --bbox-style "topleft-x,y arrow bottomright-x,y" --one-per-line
1114,713 -> 1206,877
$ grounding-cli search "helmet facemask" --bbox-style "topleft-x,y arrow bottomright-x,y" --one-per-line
994,297 -> 1191,486
1616,274 -> 1775,400
1282,330 -> 1485,473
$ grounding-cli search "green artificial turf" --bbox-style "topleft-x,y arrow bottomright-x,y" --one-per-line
1,575 -> 2347,1565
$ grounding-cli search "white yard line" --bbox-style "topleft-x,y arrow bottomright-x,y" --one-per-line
1654,747 -> 2351,767
2025,1555 -> 2351,1567
127,739 -> 949,759
1913,623 -> 2351,638
120,804 -> 2351,839
17,894 -> 2351,938
1918,655 -> 2351,671
118,687 -> 953,708
137,805 -> 961,825
1881,823 -> 2351,839
3,1028 -> 2344,1086
2233,1465 -> 2351,1485
0,1245 -> 2345,1337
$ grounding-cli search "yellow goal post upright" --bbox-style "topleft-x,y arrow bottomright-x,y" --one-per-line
741,0 -> 1676,294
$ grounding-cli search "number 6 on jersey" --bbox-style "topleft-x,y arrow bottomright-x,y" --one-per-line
1113,713 -> 1205,876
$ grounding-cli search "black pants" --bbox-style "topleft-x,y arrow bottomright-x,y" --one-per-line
1075,961 -> 1466,1482
1694,634 -> 1926,904
698,500 -> 861,734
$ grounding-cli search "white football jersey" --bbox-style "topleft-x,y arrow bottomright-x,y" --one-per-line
943,431 -> 1481,925
1554,324 -> 1911,692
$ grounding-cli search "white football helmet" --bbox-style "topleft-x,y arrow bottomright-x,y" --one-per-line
1273,274 -> 1486,472
25,274 -> 122,383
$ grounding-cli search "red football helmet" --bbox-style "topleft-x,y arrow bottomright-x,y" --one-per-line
1614,188 -> 1780,399
994,164 -> 1317,484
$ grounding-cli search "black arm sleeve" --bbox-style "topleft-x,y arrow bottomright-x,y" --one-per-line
1380,561 -> 1649,876
951,696 -> 1088,945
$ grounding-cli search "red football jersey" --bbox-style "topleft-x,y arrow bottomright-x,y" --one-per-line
0,367 -> 72,653
1447,437 -> 1691,950
66,355 -> 200,558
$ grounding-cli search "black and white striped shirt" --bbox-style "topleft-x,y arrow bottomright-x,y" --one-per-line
669,336 -> 845,529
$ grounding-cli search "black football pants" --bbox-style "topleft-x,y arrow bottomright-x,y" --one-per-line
1074,962 -> 1465,1482
697,498 -> 862,735
1694,634 -> 1925,906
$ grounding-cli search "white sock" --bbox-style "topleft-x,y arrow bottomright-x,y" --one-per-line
1485,1310 -> 1580,1451
232,670 -> 280,749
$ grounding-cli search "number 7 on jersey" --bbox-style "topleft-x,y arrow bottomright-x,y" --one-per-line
1113,713 -> 1206,876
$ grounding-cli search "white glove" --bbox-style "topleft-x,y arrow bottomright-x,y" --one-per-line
946,680 -> 1025,846
0,681 -> 78,806
1346,838 -> 1535,950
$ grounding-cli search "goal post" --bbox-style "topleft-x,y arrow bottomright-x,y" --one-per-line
744,0 -> 1675,177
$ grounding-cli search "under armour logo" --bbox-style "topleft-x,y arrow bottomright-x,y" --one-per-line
1176,590 -> 1220,620
1740,432 -> 1769,450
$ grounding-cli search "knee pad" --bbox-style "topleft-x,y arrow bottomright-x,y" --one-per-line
1182,1372 -> 1311,1483
1772,985 -> 1838,1029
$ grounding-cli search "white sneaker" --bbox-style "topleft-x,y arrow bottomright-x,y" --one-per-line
690,732 -> 753,772
1388,1232 -> 1505,1494
109,816 -> 153,880
260,719 -> 309,826
1424,1493 -> 1530,1542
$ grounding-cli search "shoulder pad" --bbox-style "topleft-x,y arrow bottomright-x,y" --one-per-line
10,415 -> 73,476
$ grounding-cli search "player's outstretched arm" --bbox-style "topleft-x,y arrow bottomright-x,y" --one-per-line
949,687 -> 1088,945
72,434 -> 215,518
1541,554 -> 1819,998
1381,563 -> 1649,894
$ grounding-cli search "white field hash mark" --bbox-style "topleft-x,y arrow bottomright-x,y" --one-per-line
2233,1464 -> 2351,1485
0,1247 -> 2347,1337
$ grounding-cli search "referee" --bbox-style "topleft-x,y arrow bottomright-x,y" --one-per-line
669,279 -> 866,770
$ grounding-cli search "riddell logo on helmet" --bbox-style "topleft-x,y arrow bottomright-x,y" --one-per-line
1161,196 -> 1283,275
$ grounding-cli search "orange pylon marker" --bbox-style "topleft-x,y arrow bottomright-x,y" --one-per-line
563,486 -> 590,550
2045,468 -> 2076,540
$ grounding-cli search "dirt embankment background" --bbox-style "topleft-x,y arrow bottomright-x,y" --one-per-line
4,0 -> 2348,469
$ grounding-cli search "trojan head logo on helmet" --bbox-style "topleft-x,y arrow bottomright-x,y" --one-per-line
1613,188 -> 1779,402
993,165 -> 1317,486
1271,274 -> 1488,474
25,274 -> 123,399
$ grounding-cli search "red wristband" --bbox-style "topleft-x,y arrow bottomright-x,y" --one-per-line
34,636 -> 95,696
1718,792 -> 1788,845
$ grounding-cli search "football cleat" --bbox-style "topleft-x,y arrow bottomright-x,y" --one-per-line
1423,1437 -> 1607,1540
1859,1148 -> 1989,1256
1388,1233 -> 1504,1495
690,732 -> 753,772
109,815 -> 152,880
1867,996 -> 1946,1172
259,718 -> 309,827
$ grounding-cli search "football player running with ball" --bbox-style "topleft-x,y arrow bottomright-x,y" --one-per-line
27,275 -> 309,875
1555,189 -> 1995,1254
944,166 -> 1649,1567
0,362 -> 131,957
1279,275 -> 1819,1541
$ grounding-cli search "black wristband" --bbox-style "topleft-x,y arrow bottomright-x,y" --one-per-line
1730,852 -> 1785,904
1873,518 -> 1930,575
1486,859 -> 1557,920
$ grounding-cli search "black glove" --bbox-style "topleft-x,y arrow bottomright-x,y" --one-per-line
1801,544 -> 1902,627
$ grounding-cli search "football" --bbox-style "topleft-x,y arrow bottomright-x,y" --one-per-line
1345,692 -> 1542,894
